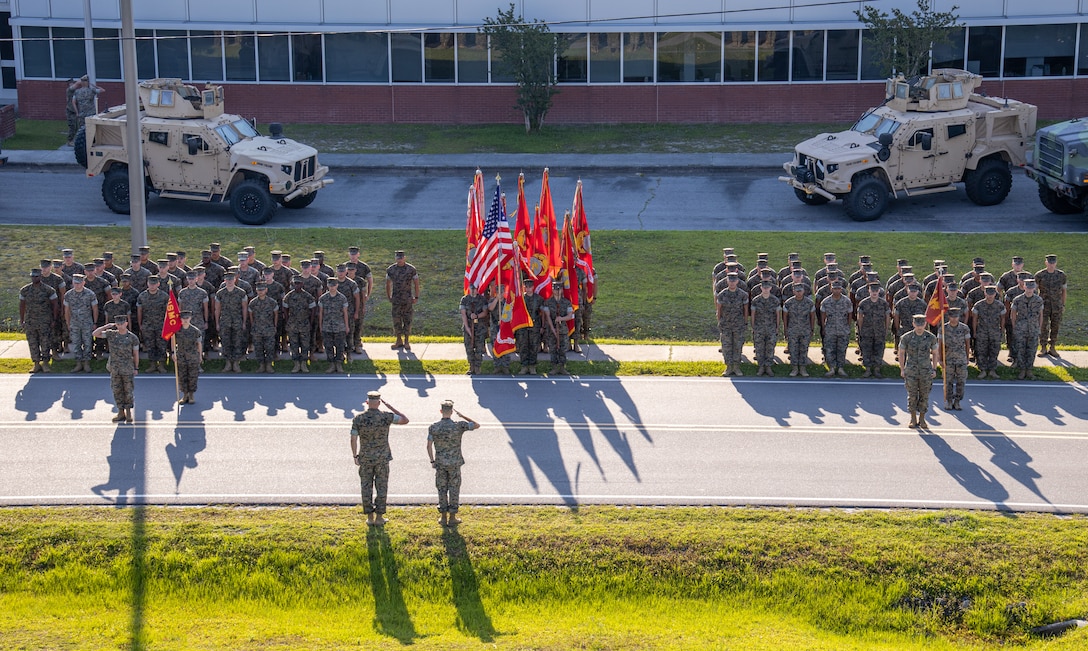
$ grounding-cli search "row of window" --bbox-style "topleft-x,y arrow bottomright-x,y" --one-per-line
17,24 -> 1088,84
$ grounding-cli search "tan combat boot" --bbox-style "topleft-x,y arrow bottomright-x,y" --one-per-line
291,361 -> 301,373
800,366 -> 809,377
366,512 -> 375,526
373,514 -> 387,526
448,513 -> 462,526
41,361 -> 52,373
325,362 -> 336,374
391,337 -> 403,350
403,336 -> 411,351
112,409 -> 125,423
908,411 -> 917,428
124,408 -> 134,423
438,512 -> 448,527
301,362 -> 310,373
31,361 -> 42,373
336,361 -> 345,373
917,411 -> 928,428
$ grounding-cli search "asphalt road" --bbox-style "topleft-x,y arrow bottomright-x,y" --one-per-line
2,374 -> 1086,512
2,165 -> 1086,232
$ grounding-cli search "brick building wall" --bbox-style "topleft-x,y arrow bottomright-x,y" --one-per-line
14,78 -> 1088,125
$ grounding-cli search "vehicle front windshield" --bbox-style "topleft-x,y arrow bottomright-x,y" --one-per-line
215,124 -> 241,146
232,119 -> 259,139
852,113 -> 902,139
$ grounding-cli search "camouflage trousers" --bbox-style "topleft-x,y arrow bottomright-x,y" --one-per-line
463,322 -> 487,366
54,318 -> 68,354
823,333 -> 848,369
350,312 -> 364,350
1041,306 -> 1062,349
547,324 -> 569,365
26,322 -> 53,363
858,331 -> 886,370
391,302 -> 413,338
516,326 -> 540,366
434,464 -> 463,513
69,322 -> 94,361
252,333 -> 276,364
974,331 -> 1002,372
110,372 -> 135,409
358,459 -> 390,515
66,111 -> 78,142
287,328 -> 311,362
785,331 -> 811,365
752,328 -> 776,365
220,322 -> 246,362
323,330 -> 346,363
943,361 -> 968,402
719,324 -> 745,366
141,328 -> 167,362
903,374 -> 933,413
1004,319 -> 1018,361
177,358 -> 200,393
575,302 -> 592,339
1013,329 -> 1040,370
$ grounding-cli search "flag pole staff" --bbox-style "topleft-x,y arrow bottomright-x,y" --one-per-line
171,335 -> 181,411
496,173 -> 503,301
940,309 -> 948,407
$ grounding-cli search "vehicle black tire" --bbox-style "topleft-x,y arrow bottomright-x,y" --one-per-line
843,175 -> 889,222
279,191 -> 318,209
794,188 -> 830,206
1037,184 -> 1080,215
74,127 -> 88,169
964,158 -> 1012,206
101,167 -> 132,214
230,179 -> 277,225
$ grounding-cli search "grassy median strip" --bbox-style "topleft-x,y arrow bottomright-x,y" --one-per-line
0,506 -> 1085,650
1,227 -> 1084,346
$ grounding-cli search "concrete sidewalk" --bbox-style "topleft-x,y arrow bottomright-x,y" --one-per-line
1,148 -> 789,171
1,338 -> 1083,370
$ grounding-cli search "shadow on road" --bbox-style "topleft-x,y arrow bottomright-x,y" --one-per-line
366,527 -> 419,644
442,528 -> 497,642
918,431 -> 1011,508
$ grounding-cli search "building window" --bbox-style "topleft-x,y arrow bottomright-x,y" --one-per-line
258,34 -> 290,82
967,26 -> 1001,77
792,30 -> 824,81
292,33 -> 323,82
490,40 -> 515,83
860,31 -> 885,80
93,28 -> 122,80
136,29 -> 156,79
191,31 -> 224,81
21,27 -> 52,78
1080,24 -> 1088,76
0,12 -> 13,60
757,31 -> 789,81
623,32 -> 653,82
931,27 -> 965,71
391,33 -> 422,83
657,32 -> 721,82
557,33 -> 588,83
457,33 -> 488,83
157,30 -> 190,79
2,67 -> 15,89
723,31 -> 755,82
225,32 -> 256,81
589,33 -> 620,83
53,28 -> 86,80
325,33 -> 387,83
1004,24 -> 1075,77
826,30 -> 859,81
424,33 -> 455,82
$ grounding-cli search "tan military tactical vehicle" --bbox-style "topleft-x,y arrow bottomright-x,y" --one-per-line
781,69 -> 1036,221
75,78 -> 332,225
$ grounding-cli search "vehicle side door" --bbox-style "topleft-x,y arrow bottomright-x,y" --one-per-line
933,122 -> 973,182
896,126 -> 938,188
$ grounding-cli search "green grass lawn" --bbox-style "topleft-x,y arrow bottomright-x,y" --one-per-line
0,506 -> 1085,650
1,227 -> 1084,345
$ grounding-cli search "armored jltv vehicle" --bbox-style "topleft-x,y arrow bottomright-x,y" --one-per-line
1024,117 -> 1088,216
76,78 -> 332,225
781,69 -> 1036,221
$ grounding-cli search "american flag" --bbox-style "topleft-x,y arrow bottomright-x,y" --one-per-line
467,183 -> 512,291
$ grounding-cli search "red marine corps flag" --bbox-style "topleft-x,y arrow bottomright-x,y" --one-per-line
464,169 -> 485,293
925,275 -> 948,327
527,205 -> 552,299
494,259 -> 533,359
536,168 -> 561,278
560,212 -> 580,336
513,172 -> 532,260
162,290 -> 182,340
570,179 -> 597,300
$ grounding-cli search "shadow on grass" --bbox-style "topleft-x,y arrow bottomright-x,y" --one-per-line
366,527 -> 418,644
442,528 -> 497,643
130,505 -> 148,651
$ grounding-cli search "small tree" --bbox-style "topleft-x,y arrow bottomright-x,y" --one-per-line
481,3 -> 561,133
856,0 -> 961,78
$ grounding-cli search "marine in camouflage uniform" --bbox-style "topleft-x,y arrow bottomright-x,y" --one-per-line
136,277 -> 169,372
283,279 -> 315,372
1010,281 -> 1045,379
574,267 -> 594,342
248,284 -> 279,373
94,316 -> 140,423
63,275 -> 98,370
460,285 -> 489,375
715,273 -> 749,377
318,280 -> 350,373
749,281 -> 780,376
350,393 -> 409,526
177,276 -> 210,340
782,284 -> 815,376
971,286 -> 1006,378
820,282 -> 853,377
1034,254 -> 1067,357
19,269 -> 59,372
427,401 -> 481,526
517,279 -> 543,375
542,280 -> 574,375
1002,273 -> 1028,364
856,284 -> 891,378
215,275 -> 249,371
347,260 -> 372,352
386,252 -> 420,350
173,313 -> 203,404
893,284 -> 927,350
898,315 -> 939,428
102,289 -> 131,338
939,309 -> 971,410
486,285 -> 511,374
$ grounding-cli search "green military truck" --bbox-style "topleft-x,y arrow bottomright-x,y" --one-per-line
1024,117 -> 1088,216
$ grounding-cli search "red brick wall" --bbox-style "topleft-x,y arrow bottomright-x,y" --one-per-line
15,78 -> 1088,124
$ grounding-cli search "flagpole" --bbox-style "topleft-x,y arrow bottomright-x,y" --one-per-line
171,335 -> 181,410
496,173 -> 503,303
